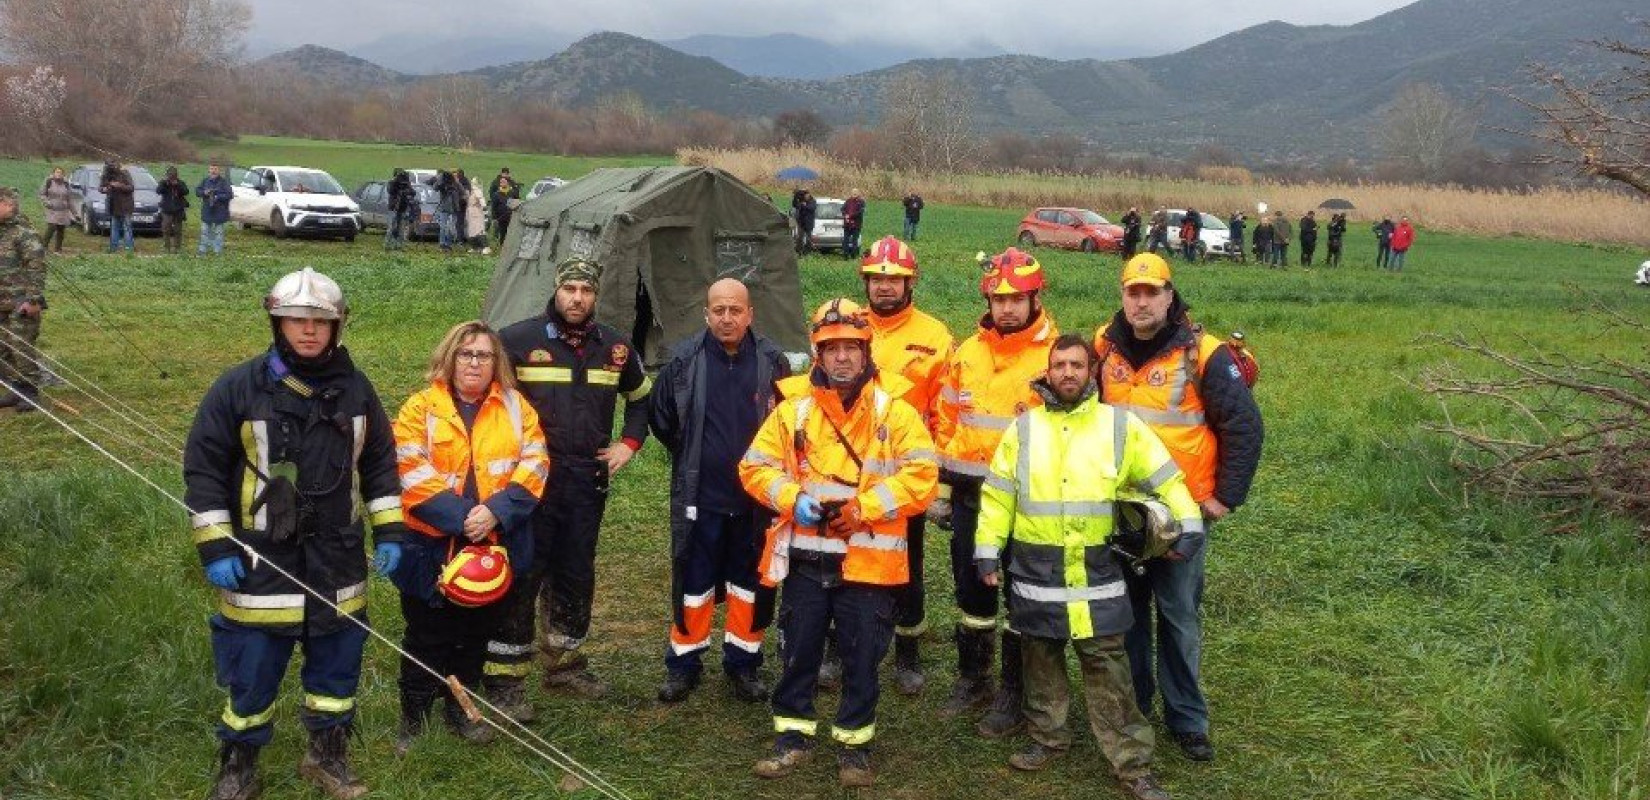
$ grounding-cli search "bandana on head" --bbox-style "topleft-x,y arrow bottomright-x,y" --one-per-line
556,258 -> 601,287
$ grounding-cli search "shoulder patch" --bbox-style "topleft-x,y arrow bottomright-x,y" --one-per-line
528,349 -> 553,364
1227,364 -> 1242,382
609,344 -> 628,369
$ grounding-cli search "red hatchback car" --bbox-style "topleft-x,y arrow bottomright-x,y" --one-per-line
1017,207 -> 1125,253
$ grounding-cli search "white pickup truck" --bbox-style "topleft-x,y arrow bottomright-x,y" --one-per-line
231,166 -> 362,241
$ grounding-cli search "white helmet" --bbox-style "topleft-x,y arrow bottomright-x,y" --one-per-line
265,267 -> 347,321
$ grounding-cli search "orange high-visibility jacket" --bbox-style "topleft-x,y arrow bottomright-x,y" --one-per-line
933,311 -> 1059,480
740,372 -> 939,587
867,303 -> 954,429
1095,329 -> 1223,502
393,381 -> 550,539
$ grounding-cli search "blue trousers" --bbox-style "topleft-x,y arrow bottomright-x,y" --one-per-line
903,218 -> 919,241
108,215 -> 134,251
210,615 -> 369,746
197,222 -> 226,254
770,576 -> 895,746
436,211 -> 456,249
665,511 -> 765,677
1123,546 -> 1208,735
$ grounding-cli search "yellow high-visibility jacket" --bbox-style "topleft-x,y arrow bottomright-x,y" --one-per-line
740,371 -> 939,587
867,303 -> 954,428
976,383 -> 1202,640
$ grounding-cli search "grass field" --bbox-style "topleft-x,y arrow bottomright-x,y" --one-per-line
2,137 -> 1649,800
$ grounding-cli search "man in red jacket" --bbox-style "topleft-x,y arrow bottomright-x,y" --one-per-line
1389,216 -> 1416,272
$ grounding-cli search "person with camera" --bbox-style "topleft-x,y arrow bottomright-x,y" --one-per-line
425,169 -> 463,253
390,320 -> 548,752
183,268 -> 407,800
385,169 -> 416,251
931,248 -> 1058,738
196,163 -> 234,256
99,160 -> 136,253
1325,212 -> 1347,267
489,167 -> 520,244
158,166 -> 191,254
974,333 -> 1203,800
739,298 -> 938,788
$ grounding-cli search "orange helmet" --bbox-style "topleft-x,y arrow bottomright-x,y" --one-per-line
810,297 -> 872,349
980,247 -> 1046,296
859,236 -> 918,278
438,544 -> 513,607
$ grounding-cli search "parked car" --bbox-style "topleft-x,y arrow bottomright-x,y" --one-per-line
68,163 -> 163,236
1164,209 -> 1238,261
525,177 -> 567,201
230,166 -> 362,240
1017,207 -> 1124,253
810,197 -> 846,253
351,180 -> 441,240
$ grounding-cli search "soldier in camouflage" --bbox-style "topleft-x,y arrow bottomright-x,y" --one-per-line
0,186 -> 48,412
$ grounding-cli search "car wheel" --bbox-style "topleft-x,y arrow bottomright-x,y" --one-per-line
344,231 -> 356,243
1018,231 -> 1036,248
271,210 -> 289,239
1080,238 -> 1096,254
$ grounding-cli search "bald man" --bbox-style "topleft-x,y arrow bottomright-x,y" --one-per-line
649,279 -> 793,703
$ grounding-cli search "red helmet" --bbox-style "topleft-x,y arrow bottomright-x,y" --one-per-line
980,247 -> 1046,296
439,544 -> 513,607
859,236 -> 918,278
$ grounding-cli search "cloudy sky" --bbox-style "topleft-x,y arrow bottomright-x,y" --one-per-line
247,0 -> 1418,61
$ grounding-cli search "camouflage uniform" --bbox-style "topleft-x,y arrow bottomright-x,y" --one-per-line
0,186 -> 48,398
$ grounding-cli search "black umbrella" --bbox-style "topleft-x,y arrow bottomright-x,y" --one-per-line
1318,198 -> 1356,210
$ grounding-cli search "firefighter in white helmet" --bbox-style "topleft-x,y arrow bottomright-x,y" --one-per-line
183,267 -> 407,800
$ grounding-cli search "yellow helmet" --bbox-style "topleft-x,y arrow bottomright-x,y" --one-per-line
810,297 -> 872,349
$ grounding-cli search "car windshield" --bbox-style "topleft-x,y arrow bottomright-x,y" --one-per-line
124,168 -> 159,190
274,169 -> 344,194
1077,210 -> 1109,225
1202,213 -> 1225,230
817,201 -> 843,220
414,185 -> 439,202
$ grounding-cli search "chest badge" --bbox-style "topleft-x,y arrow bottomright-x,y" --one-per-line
1110,364 -> 1129,382
529,349 -> 553,364
608,344 -> 629,371
1147,368 -> 1167,387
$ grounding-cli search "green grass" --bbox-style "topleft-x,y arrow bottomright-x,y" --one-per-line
2,139 -> 1650,800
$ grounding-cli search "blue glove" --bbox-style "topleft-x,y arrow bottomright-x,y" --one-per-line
794,494 -> 823,528
204,557 -> 244,591
373,542 -> 402,576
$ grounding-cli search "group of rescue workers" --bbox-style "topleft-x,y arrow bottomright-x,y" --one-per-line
178,230 -> 1261,800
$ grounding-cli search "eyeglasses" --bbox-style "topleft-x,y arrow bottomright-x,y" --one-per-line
456,349 -> 495,365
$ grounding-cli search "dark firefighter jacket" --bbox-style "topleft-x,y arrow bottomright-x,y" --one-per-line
183,348 -> 406,635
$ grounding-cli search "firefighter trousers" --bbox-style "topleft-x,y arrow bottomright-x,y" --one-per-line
665,510 -> 765,677
209,615 -> 368,746
399,592 -> 502,710
770,575 -> 896,747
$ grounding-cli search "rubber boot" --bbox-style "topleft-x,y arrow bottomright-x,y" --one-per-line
0,388 -> 18,409
208,740 -> 261,800
443,696 -> 497,745
939,625 -> 994,718
482,675 -> 535,723
977,630 -> 1026,738
297,726 -> 366,800
542,648 -> 607,699
394,693 -> 434,757
892,634 -> 925,696
12,383 -> 40,413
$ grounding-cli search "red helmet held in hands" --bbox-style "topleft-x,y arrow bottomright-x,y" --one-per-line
439,544 -> 513,607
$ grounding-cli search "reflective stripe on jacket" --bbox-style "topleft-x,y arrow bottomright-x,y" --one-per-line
867,303 -> 953,429
739,372 -> 938,587
976,387 -> 1202,640
1097,328 -> 1222,501
933,311 -> 1057,479
392,381 -> 549,539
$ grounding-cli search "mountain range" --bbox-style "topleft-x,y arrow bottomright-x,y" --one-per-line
251,0 -> 1649,160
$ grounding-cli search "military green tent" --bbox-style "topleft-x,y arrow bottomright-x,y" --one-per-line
482,166 -> 809,368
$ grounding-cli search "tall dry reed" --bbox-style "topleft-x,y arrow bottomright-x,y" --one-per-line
681,146 -> 1650,247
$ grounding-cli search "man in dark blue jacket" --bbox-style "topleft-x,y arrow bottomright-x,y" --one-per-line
195,163 -> 233,255
650,278 -> 791,703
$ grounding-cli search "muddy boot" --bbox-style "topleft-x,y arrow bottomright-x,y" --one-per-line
208,740 -> 261,800
11,383 -> 41,413
751,732 -> 814,779
0,388 -> 17,409
394,693 -> 434,757
442,697 -> 497,745
892,634 -> 925,696
977,631 -> 1026,739
297,726 -> 366,800
939,625 -> 994,718
837,745 -> 875,788
542,650 -> 606,699
482,675 -> 535,724
817,636 -> 842,692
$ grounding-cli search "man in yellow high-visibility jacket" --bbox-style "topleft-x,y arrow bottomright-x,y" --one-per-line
976,334 -> 1202,800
